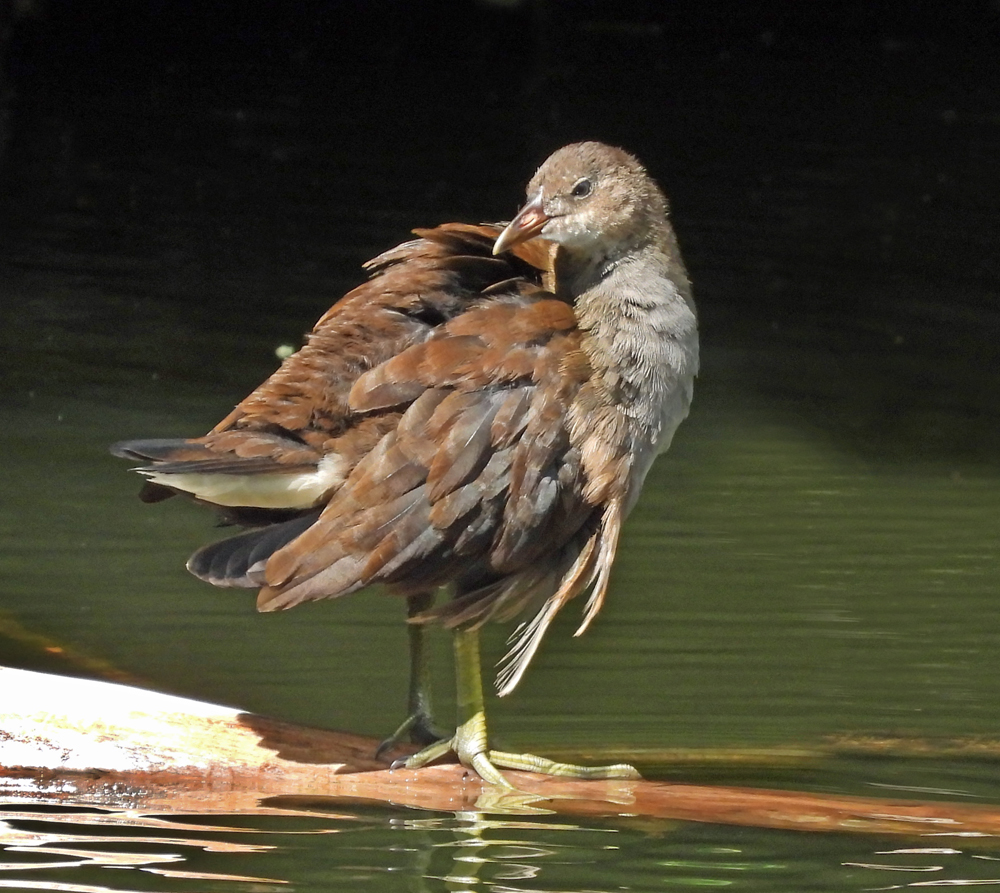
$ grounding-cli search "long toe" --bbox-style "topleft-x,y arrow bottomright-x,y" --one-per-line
489,750 -> 641,780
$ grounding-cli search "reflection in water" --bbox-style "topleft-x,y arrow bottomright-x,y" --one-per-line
399,812 -> 596,889
5,802 -> 1000,892
0,805 -> 617,892
0,808 -> 287,889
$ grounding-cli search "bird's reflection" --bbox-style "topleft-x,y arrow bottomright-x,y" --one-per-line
392,810 -> 617,892
0,801 -> 618,893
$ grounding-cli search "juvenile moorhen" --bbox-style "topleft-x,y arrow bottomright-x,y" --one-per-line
112,142 -> 699,788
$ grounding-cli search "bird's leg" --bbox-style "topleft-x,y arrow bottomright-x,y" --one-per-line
375,591 -> 445,761
399,625 -> 514,787
401,591 -> 444,744
450,625 -> 515,787
399,626 -> 641,788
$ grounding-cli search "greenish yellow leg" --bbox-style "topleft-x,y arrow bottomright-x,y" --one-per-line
449,626 -> 515,788
375,592 -> 444,761
400,626 -> 641,787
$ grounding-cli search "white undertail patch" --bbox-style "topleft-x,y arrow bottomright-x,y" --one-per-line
143,453 -> 347,509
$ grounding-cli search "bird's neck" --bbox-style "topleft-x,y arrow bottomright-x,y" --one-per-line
559,228 -> 699,509
559,227 -> 696,375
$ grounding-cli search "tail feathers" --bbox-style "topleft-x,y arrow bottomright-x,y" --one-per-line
110,441 -> 191,503
187,511 -> 320,588
114,437 -> 302,477
110,438 -> 212,463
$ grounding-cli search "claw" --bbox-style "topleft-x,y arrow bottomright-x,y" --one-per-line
401,712 -> 516,789
390,626 -> 641,788
400,721 -> 639,788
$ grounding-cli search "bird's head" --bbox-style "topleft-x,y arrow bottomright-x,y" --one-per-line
493,141 -> 668,260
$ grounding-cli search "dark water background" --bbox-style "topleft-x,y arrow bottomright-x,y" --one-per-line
2,2 -> 1000,889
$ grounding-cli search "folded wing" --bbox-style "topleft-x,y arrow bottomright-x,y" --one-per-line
113,224 -> 625,691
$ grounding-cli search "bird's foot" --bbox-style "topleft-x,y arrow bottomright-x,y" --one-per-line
375,709 -> 446,762
394,710 -> 641,789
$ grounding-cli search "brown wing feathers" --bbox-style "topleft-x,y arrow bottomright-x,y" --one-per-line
256,295 -> 600,616
114,223 -> 627,690
111,226 -> 519,487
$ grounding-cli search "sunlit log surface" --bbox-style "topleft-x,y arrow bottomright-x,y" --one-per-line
5,666 -> 1000,835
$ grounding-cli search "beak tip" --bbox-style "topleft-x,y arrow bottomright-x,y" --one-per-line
492,194 -> 548,256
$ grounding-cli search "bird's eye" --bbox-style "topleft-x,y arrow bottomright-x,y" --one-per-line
570,178 -> 592,198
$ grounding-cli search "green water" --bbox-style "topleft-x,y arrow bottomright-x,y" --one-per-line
3,9 -> 1000,889
7,806 -> 1000,891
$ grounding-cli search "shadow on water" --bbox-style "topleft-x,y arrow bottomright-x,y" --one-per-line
2,2 -> 1000,890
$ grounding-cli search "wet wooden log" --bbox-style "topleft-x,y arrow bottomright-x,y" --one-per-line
5,665 -> 1000,835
